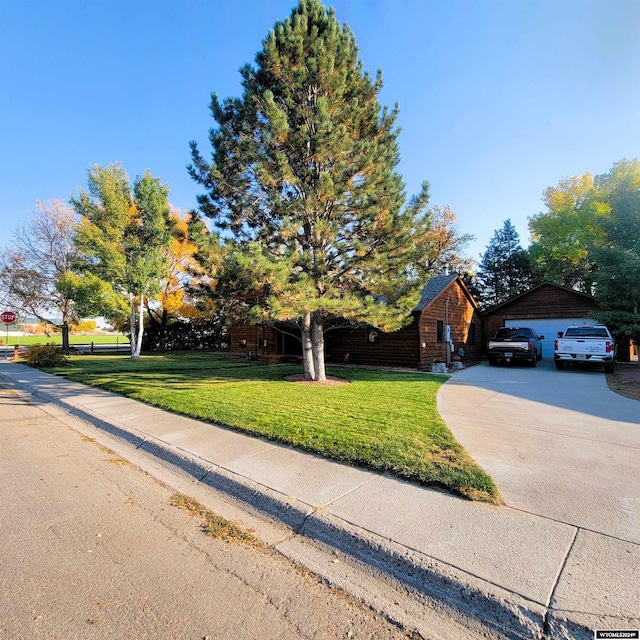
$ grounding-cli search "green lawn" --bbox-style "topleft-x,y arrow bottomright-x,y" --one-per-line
43,351 -> 498,503
3,334 -> 128,346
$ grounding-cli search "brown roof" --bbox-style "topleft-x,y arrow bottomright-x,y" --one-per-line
415,274 -> 478,312
483,281 -> 597,314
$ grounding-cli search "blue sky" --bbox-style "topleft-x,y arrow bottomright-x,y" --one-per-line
1,0 -> 638,263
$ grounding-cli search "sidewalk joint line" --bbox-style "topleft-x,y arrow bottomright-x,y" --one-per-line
321,473 -> 383,508
504,504 -> 639,547
543,526 -> 579,636
292,507 -> 318,537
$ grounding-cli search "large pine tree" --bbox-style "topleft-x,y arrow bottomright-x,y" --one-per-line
189,0 -> 444,381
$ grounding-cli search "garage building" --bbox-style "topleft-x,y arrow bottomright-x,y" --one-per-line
483,282 -> 600,359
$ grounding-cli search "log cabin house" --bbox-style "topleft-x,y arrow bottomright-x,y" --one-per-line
227,279 -> 640,365
227,274 -> 483,368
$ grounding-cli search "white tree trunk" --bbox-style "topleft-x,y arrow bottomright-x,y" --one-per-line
132,296 -> 144,358
129,293 -> 137,358
311,317 -> 326,382
301,312 -> 316,381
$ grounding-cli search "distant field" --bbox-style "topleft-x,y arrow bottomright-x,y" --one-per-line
2,334 -> 128,346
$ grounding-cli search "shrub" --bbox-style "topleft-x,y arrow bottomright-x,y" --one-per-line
24,343 -> 68,367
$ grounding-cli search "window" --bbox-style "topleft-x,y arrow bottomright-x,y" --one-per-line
239,338 -> 247,347
367,329 -> 380,344
436,320 -> 444,343
564,327 -> 609,338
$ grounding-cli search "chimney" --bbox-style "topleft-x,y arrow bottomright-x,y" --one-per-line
442,264 -> 449,276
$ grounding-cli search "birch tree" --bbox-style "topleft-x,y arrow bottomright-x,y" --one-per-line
72,163 -> 171,358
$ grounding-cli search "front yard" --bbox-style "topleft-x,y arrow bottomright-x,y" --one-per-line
44,352 -> 498,503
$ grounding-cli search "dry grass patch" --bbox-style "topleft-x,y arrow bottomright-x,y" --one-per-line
170,494 -> 260,545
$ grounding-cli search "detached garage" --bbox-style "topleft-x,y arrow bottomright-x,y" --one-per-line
484,282 -> 600,359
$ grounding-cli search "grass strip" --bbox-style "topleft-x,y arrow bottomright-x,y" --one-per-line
46,352 -> 499,503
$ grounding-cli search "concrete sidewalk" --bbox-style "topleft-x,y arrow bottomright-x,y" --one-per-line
1,361 -> 638,639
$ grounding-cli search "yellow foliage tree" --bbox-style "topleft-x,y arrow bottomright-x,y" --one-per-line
146,209 -> 223,350
71,319 -> 97,333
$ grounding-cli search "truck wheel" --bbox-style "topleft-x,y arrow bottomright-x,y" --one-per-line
537,350 -> 542,361
555,361 -> 564,370
529,357 -> 537,368
488,357 -> 497,366
604,362 -> 614,374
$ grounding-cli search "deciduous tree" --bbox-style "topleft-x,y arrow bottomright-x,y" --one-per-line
590,159 -> 640,360
528,158 -> 640,360
0,200 -> 79,351
145,209 -> 208,352
528,173 -> 608,291
72,163 -> 172,358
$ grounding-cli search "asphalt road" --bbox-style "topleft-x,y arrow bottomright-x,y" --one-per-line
0,386 -> 411,640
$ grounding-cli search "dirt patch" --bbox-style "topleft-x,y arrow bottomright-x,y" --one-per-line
284,374 -> 349,387
606,363 -> 640,401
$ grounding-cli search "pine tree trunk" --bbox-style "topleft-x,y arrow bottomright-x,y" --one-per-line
311,317 -> 326,382
302,312 -> 316,381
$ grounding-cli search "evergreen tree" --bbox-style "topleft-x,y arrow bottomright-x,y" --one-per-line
72,163 -> 172,358
188,0 -> 451,381
475,220 -> 532,309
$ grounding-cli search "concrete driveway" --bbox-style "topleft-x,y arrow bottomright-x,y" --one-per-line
438,359 -> 640,544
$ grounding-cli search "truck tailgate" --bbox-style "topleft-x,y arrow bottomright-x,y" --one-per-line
556,339 -> 608,355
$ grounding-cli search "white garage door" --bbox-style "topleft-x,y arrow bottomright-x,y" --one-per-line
505,318 -> 595,358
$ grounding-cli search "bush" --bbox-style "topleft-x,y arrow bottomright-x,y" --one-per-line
24,343 -> 68,367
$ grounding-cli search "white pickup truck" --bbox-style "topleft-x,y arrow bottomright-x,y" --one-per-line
554,325 -> 615,373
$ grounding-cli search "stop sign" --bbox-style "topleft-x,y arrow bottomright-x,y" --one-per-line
0,311 -> 16,324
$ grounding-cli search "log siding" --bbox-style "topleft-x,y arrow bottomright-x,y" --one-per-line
228,276 -> 482,369
418,279 -> 483,365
